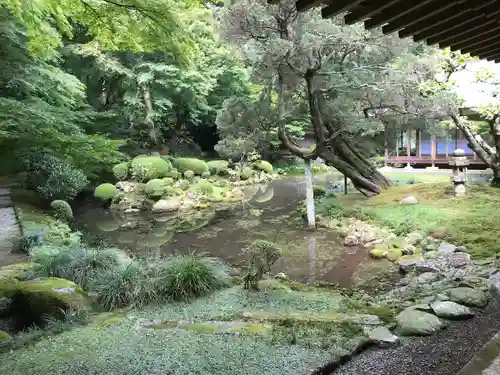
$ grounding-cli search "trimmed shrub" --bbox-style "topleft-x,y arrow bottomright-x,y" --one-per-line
112,162 -> 129,181
194,180 -> 213,195
31,245 -> 123,290
94,183 -> 117,200
19,151 -> 88,201
164,186 -> 175,196
201,171 -> 211,179
130,156 -> 172,182
176,179 -> 190,190
207,160 -> 229,175
172,158 -> 209,175
159,253 -> 231,301
161,155 -> 174,163
253,160 -> 273,174
312,185 -> 326,198
240,167 -> 254,181
162,177 -> 174,186
144,179 -> 165,198
165,168 -> 180,179
50,200 -> 73,221
183,170 -> 195,180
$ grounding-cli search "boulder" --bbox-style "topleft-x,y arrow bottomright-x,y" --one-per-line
274,272 -> 287,280
399,196 -> 418,205
152,199 -> 180,213
366,327 -> 400,348
430,301 -> 474,320
397,254 -> 424,273
396,308 -> 445,336
489,272 -> 500,298
406,232 -> 424,246
402,244 -> 416,255
448,287 -> 489,307
344,235 -> 359,246
437,242 -> 457,254
417,272 -> 439,284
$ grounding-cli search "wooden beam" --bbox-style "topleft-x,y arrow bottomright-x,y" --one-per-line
415,14 -> 494,44
295,0 -> 325,12
428,20 -> 500,47
394,0 -> 469,37
344,0 -> 403,25
321,0 -> 363,19
449,26 -> 500,51
486,53 -> 500,61
464,38 -> 500,55
364,0 -> 436,30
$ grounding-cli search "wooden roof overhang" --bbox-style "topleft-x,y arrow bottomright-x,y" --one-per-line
267,0 -> 500,63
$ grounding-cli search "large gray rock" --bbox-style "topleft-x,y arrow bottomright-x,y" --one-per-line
448,287 -> 489,307
406,232 -> 424,245
430,301 -> 474,319
366,327 -> 400,348
152,199 -> 180,213
399,196 -> 418,205
417,272 -> 439,284
437,242 -> 457,254
489,272 -> 500,298
344,235 -> 359,246
396,308 -> 445,336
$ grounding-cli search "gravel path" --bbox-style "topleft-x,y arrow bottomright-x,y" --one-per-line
333,297 -> 500,375
0,188 -> 23,265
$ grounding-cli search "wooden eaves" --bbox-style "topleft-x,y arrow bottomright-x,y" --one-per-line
267,0 -> 500,63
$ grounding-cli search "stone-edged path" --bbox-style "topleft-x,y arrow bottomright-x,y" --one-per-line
0,188 -> 23,265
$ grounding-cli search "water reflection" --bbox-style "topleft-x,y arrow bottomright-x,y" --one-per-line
76,178 -> 395,287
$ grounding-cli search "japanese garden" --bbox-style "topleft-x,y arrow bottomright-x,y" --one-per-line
2,1 -> 500,374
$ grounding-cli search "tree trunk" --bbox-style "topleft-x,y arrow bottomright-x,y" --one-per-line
139,82 -> 160,150
304,159 -> 316,229
384,124 -> 389,167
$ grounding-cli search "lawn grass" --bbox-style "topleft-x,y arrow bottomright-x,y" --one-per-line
0,280 -> 385,375
383,172 -> 451,184
340,182 -> 500,258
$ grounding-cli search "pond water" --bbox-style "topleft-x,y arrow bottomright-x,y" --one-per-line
74,176 -> 398,289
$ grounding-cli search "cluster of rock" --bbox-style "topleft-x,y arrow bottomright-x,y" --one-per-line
93,155 -> 279,214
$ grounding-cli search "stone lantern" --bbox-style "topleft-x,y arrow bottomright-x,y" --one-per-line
449,148 -> 469,197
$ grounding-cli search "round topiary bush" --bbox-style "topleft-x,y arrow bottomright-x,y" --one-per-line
207,160 -> 229,175
240,167 -> 254,181
112,162 -> 130,181
312,185 -> 326,198
162,177 -> 174,186
172,158 -> 209,176
50,200 -> 73,221
165,168 -> 180,179
94,183 -> 117,201
252,160 -> 273,174
176,179 -> 190,190
130,156 -> 172,182
144,179 -> 166,198
184,170 -> 195,180
194,180 -> 213,195
164,186 -> 175,196
201,171 -> 211,179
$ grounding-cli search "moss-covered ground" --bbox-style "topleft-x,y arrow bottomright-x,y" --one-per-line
0,279 -> 389,375
336,182 -> 500,258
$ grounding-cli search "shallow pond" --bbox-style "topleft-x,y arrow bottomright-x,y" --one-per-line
75,176 -> 397,289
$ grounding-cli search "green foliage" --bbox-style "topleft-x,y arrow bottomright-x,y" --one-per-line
94,183 -> 117,201
173,158 -> 209,175
201,171 -> 211,179
19,151 -> 89,201
49,200 -> 73,222
207,160 -> 229,175
165,168 -> 180,179
243,240 -> 281,290
240,166 -> 254,180
194,180 -> 214,195
112,163 -> 130,181
144,179 -> 166,198
312,185 -> 326,198
370,156 -> 386,168
162,177 -> 174,186
183,170 -> 195,180
160,253 -> 231,301
31,245 -> 122,290
253,160 -> 273,173
130,157 -> 172,182
164,186 -> 175,196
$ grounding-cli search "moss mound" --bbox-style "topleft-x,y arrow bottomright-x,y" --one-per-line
240,167 -> 254,181
130,156 -> 172,182
50,200 -> 73,221
112,162 -> 130,181
172,158 -> 209,176
193,180 -> 214,195
253,160 -> 273,173
0,263 -> 35,280
207,160 -> 229,175
144,179 -> 166,198
183,170 -> 195,180
94,183 -> 117,200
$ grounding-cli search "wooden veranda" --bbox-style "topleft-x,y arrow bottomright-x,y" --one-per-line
268,0 -> 500,62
